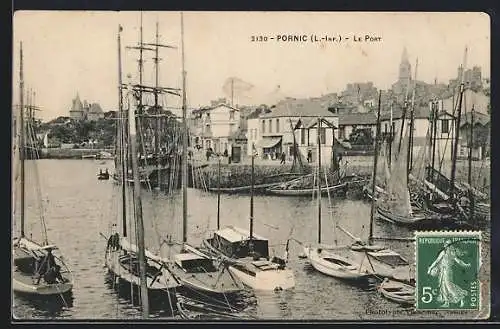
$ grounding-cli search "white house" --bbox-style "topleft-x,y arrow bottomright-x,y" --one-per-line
190,103 -> 241,155
293,117 -> 338,166
246,112 -> 261,156
250,98 -> 339,162
380,101 -> 456,166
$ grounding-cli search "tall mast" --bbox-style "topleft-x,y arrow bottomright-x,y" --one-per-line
467,105 -> 474,186
407,58 -> 418,176
19,42 -> 25,238
450,47 -> 468,198
231,78 -> 234,106
139,12 -> 144,114
468,104 -> 475,221
217,155 -> 221,230
317,117 -> 322,244
154,21 -> 161,189
250,143 -> 255,249
369,91 -> 382,243
388,101 -> 393,169
430,99 -> 438,181
181,12 -> 188,244
397,65 -> 412,155
118,25 -> 127,237
127,79 -> 149,318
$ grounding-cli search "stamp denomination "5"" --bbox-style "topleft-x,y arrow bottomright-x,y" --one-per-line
415,231 -> 481,311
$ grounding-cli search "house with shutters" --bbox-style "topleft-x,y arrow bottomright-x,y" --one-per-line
246,98 -> 339,163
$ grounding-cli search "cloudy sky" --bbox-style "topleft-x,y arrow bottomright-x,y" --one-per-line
12,11 -> 490,121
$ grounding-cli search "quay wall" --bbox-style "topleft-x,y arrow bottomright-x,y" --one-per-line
40,148 -> 114,159
197,155 -> 490,195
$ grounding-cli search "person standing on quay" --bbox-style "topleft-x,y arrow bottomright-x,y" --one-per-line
280,152 -> 286,164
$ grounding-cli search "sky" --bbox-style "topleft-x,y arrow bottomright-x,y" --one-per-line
12,11 -> 490,121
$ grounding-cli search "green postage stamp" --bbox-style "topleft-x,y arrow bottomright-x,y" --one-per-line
415,231 -> 481,310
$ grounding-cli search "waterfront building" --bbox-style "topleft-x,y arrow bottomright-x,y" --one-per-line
380,101 -> 456,166
248,98 -> 339,163
190,100 -> 241,156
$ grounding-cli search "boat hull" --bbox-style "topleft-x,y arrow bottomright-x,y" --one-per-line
12,238 -> 74,296
378,278 -> 415,306
13,271 -> 73,296
104,249 -> 179,305
228,265 -> 295,291
377,206 -> 430,226
202,239 -> 295,291
304,246 -> 371,281
266,183 -> 348,197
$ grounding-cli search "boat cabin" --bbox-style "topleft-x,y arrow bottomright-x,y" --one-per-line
174,253 -> 217,273
210,227 -> 269,259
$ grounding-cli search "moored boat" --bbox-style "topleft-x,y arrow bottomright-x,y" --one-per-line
378,278 -> 415,306
13,238 -> 73,296
303,245 -> 372,281
203,226 -> 295,291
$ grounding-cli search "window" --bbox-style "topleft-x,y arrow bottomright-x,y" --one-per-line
262,120 -> 266,133
276,119 -> 280,132
339,126 -> 345,139
441,119 -> 449,134
301,129 -> 306,145
269,119 -> 272,133
320,128 -> 326,145
229,110 -> 235,120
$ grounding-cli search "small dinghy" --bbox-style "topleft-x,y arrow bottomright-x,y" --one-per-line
176,295 -> 255,320
378,278 -> 415,306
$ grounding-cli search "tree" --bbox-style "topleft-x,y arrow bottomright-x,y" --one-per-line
348,127 -> 374,146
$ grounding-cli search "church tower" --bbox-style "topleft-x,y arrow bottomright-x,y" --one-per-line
399,47 -> 412,83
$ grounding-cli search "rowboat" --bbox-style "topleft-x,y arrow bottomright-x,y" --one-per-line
378,278 -> 415,306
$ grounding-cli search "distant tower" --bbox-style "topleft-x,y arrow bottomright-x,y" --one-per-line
399,47 -> 412,83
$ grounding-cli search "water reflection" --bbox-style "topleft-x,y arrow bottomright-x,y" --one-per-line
12,160 -> 490,320
13,291 -> 74,319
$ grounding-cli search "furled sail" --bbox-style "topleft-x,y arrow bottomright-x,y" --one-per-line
383,124 -> 412,217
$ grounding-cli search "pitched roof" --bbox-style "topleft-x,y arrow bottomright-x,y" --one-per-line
380,105 -> 430,121
260,99 -> 337,118
339,112 -> 377,126
460,111 -> 490,127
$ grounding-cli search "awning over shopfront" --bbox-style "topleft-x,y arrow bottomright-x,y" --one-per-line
257,137 -> 282,149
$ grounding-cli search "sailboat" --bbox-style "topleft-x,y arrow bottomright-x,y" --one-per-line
303,118 -> 372,281
202,141 -> 295,291
162,13 -> 246,300
13,42 -> 73,297
304,93 -> 413,283
103,24 -> 180,315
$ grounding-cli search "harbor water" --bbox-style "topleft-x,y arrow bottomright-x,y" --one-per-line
12,159 -> 491,320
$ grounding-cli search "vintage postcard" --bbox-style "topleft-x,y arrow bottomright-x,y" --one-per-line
11,11 -> 491,321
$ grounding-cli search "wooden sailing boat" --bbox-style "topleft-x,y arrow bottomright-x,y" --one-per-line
415,47 -> 488,227
163,13 -> 246,299
202,141 -> 295,291
304,93 -> 413,283
13,42 -> 74,297
103,24 -> 180,316
374,59 -> 445,227
303,118 -> 372,281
